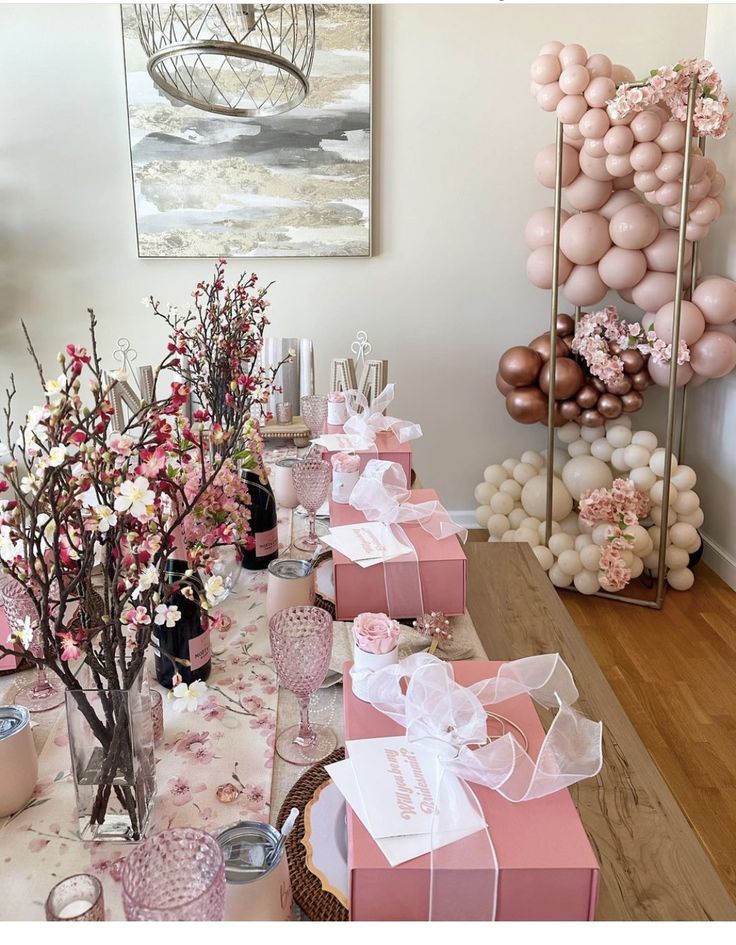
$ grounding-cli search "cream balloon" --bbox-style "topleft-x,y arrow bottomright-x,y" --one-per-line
623,444 -> 651,469
671,465 -> 696,491
487,513 -> 510,538
631,430 -> 658,451
474,482 -> 497,504
509,507 -> 527,530
579,544 -> 602,570
549,563 -> 573,588
606,424 -> 633,449
484,464 -> 508,487
649,448 -> 678,477
629,466 -> 657,492
521,474 -> 573,521
574,569 -> 601,594
521,450 -> 544,469
500,479 -> 523,501
673,490 -> 699,516
516,527 -> 541,548
548,532 -> 575,556
532,545 -> 555,571
475,505 -> 492,527
667,567 -> 695,591
561,455 -> 613,500
590,437 -> 614,462
513,462 -> 538,485
670,522 -> 698,550
558,549 -> 584,576
490,491 -> 515,516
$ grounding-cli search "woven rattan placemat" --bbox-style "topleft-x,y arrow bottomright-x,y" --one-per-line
276,747 -> 348,922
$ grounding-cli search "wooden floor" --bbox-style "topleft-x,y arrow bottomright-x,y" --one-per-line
469,530 -> 736,907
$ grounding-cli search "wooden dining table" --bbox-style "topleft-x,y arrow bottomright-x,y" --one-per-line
466,541 -> 736,921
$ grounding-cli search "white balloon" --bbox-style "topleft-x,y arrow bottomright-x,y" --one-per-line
500,479 -> 523,500
532,545 -> 554,571
568,439 -> 592,457
484,464 -> 508,487
508,507 -> 527,529
623,444 -> 651,469
610,447 -> 629,471
580,543 -> 602,570
521,517 -> 542,531
549,563 -> 574,587
665,546 -> 690,569
629,555 -> 644,579
575,533 -> 594,550
648,525 -> 662,548
649,449 -> 678,478
580,426 -> 601,443
643,550 -> 660,571
516,527 -> 541,547
592,522 -> 617,545
670,522 -> 698,550
521,450 -> 545,469
676,507 -> 704,528
490,492 -> 515,515
558,422 -> 583,444
502,530 -> 518,542
542,448 -> 570,475
671,465 -> 697,491
475,505 -> 492,526
513,462 -> 538,485
673,490 -> 700,515
548,532 -> 575,556
574,569 -> 601,594
649,505 -> 677,527
590,437 -> 614,462
487,513 -> 510,538
631,430 -> 658,451
629,466 -> 657,492
650,480 -> 678,507
667,567 -> 694,591
474,481 -> 497,504
606,424 -> 633,448
558,549 -> 584,576
562,455 -> 613,500
502,458 -> 518,475
606,415 -> 632,430
559,511 -> 581,536
537,521 -> 561,542
627,523 -> 651,555
521,474 -> 574,520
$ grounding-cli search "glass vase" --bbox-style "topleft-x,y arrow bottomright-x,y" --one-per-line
65,670 -> 155,842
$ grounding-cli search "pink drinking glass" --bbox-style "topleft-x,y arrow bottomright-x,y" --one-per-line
121,827 -> 226,921
300,394 -> 328,438
292,456 -> 331,552
2,579 -> 64,713
269,606 -> 335,765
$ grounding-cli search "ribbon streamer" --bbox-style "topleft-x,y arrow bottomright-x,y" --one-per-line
350,460 -> 467,543
343,384 -> 423,445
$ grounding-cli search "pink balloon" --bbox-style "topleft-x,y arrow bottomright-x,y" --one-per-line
539,41 -> 564,55
559,44 -> 588,68
634,170 -> 661,193
600,189 -> 641,220
531,54 -> 562,85
559,64 -> 590,95
707,321 -> 736,341
582,137 -> 607,158
560,211 -> 612,265
643,230 -> 692,273
537,82 -> 565,112
656,152 -> 685,183
710,172 -> 726,197
630,109 -> 663,143
689,177 -> 712,203
688,154 -> 708,184
525,206 -> 571,249
527,246 -> 574,288
578,108 -> 610,139
565,173 -> 613,211
655,182 -> 683,207
686,221 -> 711,242
584,76 -> 616,108
689,197 -> 721,226
610,112 -> 634,127
619,286 -> 635,303
557,94 -> 589,124
563,122 -> 584,142
653,300 -> 706,345
564,264 -> 608,305
613,173 -> 636,190
606,153 -> 633,178
611,64 -> 636,84
656,121 -> 687,153
689,331 -> 736,378
647,357 -> 694,387
534,142 -> 579,187
579,150 -> 614,182
630,142 -> 662,172
631,270 -> 678,311
691,277 -> 736,325
586,53 -> 613,78
609,203 -> 660,250
661,206 -> 682,227
604,125 -> 634,156
598,247 -> 648,290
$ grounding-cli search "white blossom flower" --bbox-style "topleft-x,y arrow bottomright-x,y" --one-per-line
8,615 -> 34,650
168,679 -> 207,713
154,603 -> 181,628
95,506 -> 117,534
47,446 -> 66,467
20,473 -> 40,496
132,564 -> 159,600
114,476 -> 155,521
204,574 -> 227,608
0,525 -> 22,563
44,375 -> 67,404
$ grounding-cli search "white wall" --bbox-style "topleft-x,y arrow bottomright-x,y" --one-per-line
0,3 -> 708,512
684,4 -> 736,586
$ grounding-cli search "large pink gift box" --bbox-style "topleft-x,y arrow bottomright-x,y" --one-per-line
344,659 -> 600,921
323,429 -> 412,484
329,489 -> 466,620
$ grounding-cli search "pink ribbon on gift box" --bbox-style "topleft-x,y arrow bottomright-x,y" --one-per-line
350,652 -> 603,919
343,384 -> 423,445
349,460 -> 468,543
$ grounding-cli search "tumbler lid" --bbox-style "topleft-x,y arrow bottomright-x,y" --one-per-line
216,821 -> 282,884
267,558 -> 311,580
0,705 -> 30,740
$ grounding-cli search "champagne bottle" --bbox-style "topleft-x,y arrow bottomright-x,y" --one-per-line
152,558 -> 212,690
241,470 -> 279,571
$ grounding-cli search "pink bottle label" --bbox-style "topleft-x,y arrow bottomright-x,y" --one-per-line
188,629 -> 211,671
256,526 -> 279,557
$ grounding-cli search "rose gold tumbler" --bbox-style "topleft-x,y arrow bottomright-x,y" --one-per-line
266,559 -> 315,621
216,822 -> 292,921
0,705 -> 38,817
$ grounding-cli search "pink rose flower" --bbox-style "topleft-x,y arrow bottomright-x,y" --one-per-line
328,391 -> 345,403
352,612 -> 400,655
331,451 -> 360,473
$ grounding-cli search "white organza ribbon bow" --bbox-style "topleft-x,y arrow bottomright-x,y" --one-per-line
349,460 -> 468,543
343,384 -> 423,445
351,651 -> 603,802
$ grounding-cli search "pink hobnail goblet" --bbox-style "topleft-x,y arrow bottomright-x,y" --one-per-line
300,394 -> 328,439
2,578 -> 64,713
269,606 -> 336,765
292,456 -> 331,552
121,827 -> 226,921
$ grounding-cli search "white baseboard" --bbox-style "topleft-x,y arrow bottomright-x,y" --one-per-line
450,510 -> 481,531
701,533 -> 736,591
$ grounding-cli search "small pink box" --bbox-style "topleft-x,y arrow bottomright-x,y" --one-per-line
322,430 -> 412,484
344,660 -> 600,921
329,489 -> 466,620
0,605 -> 21,671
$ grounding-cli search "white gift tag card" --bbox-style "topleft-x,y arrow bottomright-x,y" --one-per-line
314,433 -> 374,452
320,522 -> 412,567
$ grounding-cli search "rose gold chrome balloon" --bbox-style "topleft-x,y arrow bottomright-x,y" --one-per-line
498,346 -> 543,387
597,393 -> 623,419
539,357 -> 585,399
621,390 -> 644,412
620,349 -> 645,375
506,387 -> 547,424
580,408 -> 605,427
576,384 -> 598,408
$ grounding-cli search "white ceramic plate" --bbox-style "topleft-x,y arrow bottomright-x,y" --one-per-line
301,779 -> 349,908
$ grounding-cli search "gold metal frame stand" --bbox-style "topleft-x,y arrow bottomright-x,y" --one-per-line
545,76 -> 700,609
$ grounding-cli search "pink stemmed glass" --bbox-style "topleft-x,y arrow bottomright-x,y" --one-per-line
292,456 -> 331,553
269,606 -> 335,765
121,827 -> 226,921
2,578 -> 64,713
300,394 -> 328,439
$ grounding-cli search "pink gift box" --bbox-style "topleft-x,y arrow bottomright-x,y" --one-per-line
323,429 -> 412,484
329,489 -> 466,620
344,659 -> 600,921
0,605 -> 21,671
